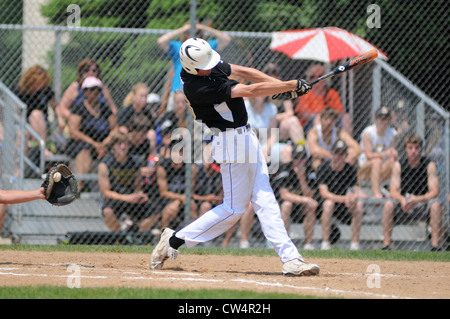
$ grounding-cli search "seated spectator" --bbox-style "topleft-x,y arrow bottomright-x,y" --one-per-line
245,95 -> 292,165
58,58 -> 117,124
119,83 -> 151,132
295,63 -> 353,136
14,65 -> 63,157
119,84 -> 158,156
382,134 -> 442,251
424,114 -> 445,164
156,90 -> 188,155
358,106 -> 397,199
272,144 -> 319,250
127,116 -> 153,161
146,92 -> 163,123
307,107 -> 361,171
65,77 -> 118,186
98,132 -> 161,232
391,100 -> 413,161
156,138 -> 198,229
318,139 -> 365,250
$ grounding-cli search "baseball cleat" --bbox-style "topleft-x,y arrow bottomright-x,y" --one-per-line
282,258 -> 320,276
150,228 -> 179,270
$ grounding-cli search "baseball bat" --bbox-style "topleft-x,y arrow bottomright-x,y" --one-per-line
310,49 -> 378,85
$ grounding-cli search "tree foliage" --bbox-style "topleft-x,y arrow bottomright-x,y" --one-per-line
38,0 -> 448,107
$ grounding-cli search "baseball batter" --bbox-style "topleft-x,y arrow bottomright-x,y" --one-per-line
151,38 -> 319,276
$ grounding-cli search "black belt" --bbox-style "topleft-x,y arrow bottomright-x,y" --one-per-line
211,123 -> 251,137
235,123 -> 251,134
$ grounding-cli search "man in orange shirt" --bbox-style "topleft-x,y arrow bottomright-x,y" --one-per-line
295,64 -> 352,136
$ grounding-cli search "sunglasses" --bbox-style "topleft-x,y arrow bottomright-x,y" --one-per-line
83,67 -> 99,74
83,87 -> 101,92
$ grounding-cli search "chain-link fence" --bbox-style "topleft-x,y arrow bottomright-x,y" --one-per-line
0,0 -> 448,250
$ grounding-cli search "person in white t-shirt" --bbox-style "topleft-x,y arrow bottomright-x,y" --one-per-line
358,106 -> 398,198
307,107 -> 361,171
244,96 -> 280,164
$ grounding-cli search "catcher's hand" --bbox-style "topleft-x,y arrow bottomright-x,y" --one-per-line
41,164 -> 79,206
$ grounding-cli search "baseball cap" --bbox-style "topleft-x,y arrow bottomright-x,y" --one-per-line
292,144 -> 307,159
147,93 -> 161,104
375,106 -> 391,118
396,100 -> 405,110
81,76 -> 102,89
331,139 -> 348,154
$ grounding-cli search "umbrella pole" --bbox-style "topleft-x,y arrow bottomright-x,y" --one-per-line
349,69 -> 354,119
341,68 -> 347,112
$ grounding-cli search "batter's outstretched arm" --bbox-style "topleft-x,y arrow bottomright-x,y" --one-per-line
230,81 -> 298,98
229,64 -> 306,99
229,64 -> 281,84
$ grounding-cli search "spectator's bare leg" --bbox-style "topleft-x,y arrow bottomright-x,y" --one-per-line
75,149 -> 92,190
382,200 -> 395,247
341,113 -> 353,137
103,207 -> 120,231
139,213 -> 161,232
321,199 -> 334,242
280,200 -> 293,231
370,158 -> 383,198
429,201 -> 442,247
279,116 -> 304,143
303,203 -> 317,245
199,201 -> 212,217
161,199 -> 181,229
240,205 -> 255,245
351,201 -> 364,243
0,204 -> 6,233
29,110 -> 47,142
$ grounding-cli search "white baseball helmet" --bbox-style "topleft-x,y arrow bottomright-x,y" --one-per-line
179,38 -> 221,75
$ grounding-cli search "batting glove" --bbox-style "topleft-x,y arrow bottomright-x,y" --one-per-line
296,79 -> 312,95
272,90 -> 303,100
272,79 -> 312,100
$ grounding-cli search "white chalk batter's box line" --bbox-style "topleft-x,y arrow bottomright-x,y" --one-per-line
0,265 -> 421,299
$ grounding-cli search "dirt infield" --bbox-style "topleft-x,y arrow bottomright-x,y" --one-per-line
0,250 -> 449,299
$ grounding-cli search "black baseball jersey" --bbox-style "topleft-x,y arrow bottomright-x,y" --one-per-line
317,160 -> 358,196
101,153 -> 141,194
400,156 -> 431,196
180,60 -> 248,131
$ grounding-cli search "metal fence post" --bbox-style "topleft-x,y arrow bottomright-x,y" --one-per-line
183,0 -> 197,226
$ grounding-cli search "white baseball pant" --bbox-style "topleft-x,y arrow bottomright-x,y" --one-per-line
175,125 -> 303,263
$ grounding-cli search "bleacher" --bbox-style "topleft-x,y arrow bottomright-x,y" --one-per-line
7,178 -> 109,245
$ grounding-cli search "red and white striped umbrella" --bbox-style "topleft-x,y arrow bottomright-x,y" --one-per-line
270,27 -> 388,62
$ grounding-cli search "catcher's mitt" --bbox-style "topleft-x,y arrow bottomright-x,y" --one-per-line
41,164 -> 79,206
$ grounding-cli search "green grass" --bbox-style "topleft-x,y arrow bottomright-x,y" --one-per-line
0,286 -> 320,299
0,244 -> 448,299
1,244 -> 449,262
